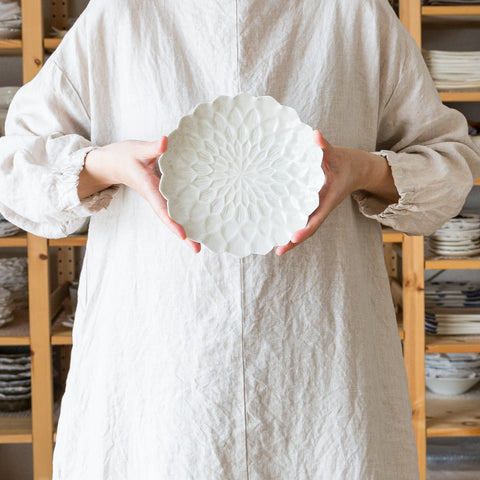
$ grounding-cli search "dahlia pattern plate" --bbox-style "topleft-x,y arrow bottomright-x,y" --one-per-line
158,93 -> 325,257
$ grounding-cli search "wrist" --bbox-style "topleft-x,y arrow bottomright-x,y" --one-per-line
77,147 -> 115,200
84,147 -> 117,187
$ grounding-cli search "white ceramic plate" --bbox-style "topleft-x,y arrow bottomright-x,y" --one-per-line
158,93 -> 325,257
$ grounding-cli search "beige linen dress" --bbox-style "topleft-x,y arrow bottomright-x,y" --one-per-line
0,0 -> 479,478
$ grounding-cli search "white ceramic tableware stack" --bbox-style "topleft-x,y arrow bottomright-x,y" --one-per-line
0,85 -> 20,136
0,257 -> 28,311
0,0 -> 21,40
0,287 -> 15,327
425,353 -> 480,395
0,213 -> 20,237
423,49 -> 480,90
0,347 -> 31,412
428,213 -> 480,257
425,281 -> 480,309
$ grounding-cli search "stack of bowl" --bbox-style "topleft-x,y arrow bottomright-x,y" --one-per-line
0,86 -> 19,136
425,353 -> 480,395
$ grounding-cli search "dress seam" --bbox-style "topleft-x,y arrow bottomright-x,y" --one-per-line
235,0 -> 240,93
239,257 -> 249,480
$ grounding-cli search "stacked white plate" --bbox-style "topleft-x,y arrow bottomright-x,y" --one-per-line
0,86 -> 20,137
423,49 -> 480,90
426,308 -> 480,335
0,214 -> 20,237
0,1 -> 21,40
425,353 -> 480,395
0,347 -> 31,412
428,213 -> 480,257
0,287 -> 14,327
0,257 -> 28,311
425,281 -> 480,309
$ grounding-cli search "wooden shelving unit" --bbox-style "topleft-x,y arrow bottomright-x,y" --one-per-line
400,1 -> 480,479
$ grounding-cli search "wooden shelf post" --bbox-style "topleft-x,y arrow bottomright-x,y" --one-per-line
403,234 -> 426,480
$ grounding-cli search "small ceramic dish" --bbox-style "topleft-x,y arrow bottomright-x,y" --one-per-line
425,376 -> 480,395
158,93 -> 325,257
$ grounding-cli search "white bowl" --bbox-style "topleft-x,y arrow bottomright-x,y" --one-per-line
0,86 -> 19,109
425,376 -> 480,395
158,93 -> 325,257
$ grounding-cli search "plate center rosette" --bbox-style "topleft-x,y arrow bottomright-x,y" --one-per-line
158,93 -> 325,257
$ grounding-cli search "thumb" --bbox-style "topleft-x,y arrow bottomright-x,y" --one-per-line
137,136 -> 168,160
313,130 -> 329,151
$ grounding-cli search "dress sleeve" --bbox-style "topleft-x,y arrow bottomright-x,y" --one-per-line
0,58 -> 119,239
351,16 -> 480,236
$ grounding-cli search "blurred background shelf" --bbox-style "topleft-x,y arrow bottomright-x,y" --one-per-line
0,309 -> 29,346
49,235 -> 87,247
0,39 -> 21,56
426,334 -> 480,354
422,6 -> 480,17
425,257 -> 480,270
0,411 -> 32,444
0,232 -> 27,248
427,384 -> 480,437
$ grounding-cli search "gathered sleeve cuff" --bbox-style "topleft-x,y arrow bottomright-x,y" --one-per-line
0,58 -> 119,239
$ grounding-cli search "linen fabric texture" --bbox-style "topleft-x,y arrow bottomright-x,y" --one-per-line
1,0 -> 479,479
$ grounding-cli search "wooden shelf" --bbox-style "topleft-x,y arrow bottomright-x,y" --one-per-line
439,91 -> 480,103
423,6 -> 480,17
0,232 -> 27,248
0,410 -> 32,443
426,385 -> 480,437
425,256 -> 480,270
51,309 -> 72,346
43,38 -> 62,52
426,334 -> 480,353
0,39 -> 22,56
49,235 -> 88,247
398,319 -> 405,341
382,228 -> 404,243
475,177 -> 480,187
0,309 -> 29,345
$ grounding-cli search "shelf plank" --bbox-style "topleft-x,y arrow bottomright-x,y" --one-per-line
0,232 -> 28,248
423,6 -> 480,17
0,39 -> 22,56
382,228 -> 404,244
49,235 -> 87,247
51,309 -> 72,346
426,386 -> 480,437
425,256 -> 480,270
439,91 -> 480,103
0,411 -> 32,443
426,334 -> 480,353
475,177 -> 480,187
0,309 -> 30,345
43,37 -> 61,51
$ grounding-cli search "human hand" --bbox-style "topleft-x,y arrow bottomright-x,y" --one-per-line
275,130 -> 398,256
81,137 -> 201,253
